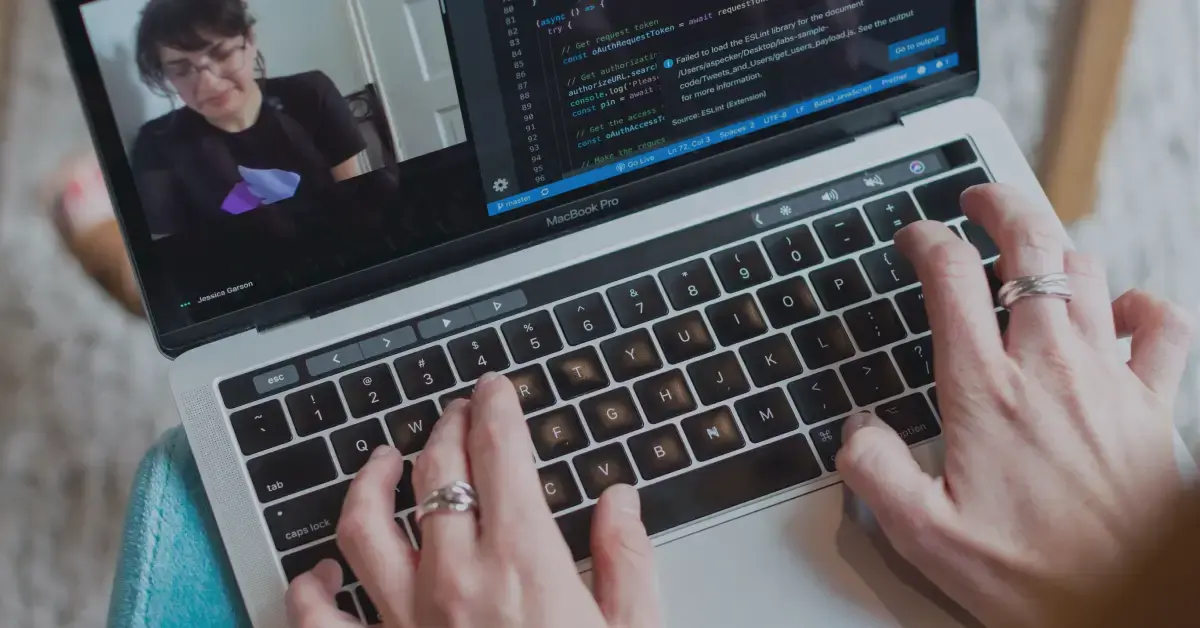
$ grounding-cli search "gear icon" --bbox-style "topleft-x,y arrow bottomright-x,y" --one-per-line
492,178 -> 510,193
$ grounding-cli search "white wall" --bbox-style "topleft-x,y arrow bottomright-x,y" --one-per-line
81,0 -> 370,150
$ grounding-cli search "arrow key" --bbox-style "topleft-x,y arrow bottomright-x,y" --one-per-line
230,399 -> 292,455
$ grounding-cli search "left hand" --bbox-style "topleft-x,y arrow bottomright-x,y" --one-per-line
284,372 -> 663,628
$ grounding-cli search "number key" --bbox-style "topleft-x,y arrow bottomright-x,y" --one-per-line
763,225 -> 823,275
555,293 -> 616,346
284,382 -> 348,437
501,311 -> 563,364
711,242 -> 772,292
659,259 -> 721,310
339,364 -> 402,418
448,328 -> 510,381
394,347 -> 456,399
606,277 -> 668,327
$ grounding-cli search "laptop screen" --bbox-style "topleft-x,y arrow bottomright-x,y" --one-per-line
65,0 -> 976,348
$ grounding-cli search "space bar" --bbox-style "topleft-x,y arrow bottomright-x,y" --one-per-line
555,434 -> 822,562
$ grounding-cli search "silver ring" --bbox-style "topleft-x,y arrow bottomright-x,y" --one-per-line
998,273 -> 1074,309
415,480 -> 479,525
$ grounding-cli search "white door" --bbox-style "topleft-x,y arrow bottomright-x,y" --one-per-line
348,0 -> 466,161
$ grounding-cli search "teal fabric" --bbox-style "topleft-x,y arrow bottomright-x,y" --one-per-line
108,426 -> 251,628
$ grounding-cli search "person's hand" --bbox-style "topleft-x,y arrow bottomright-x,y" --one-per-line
284,372 -> 662,628
837,184 -> 1195,628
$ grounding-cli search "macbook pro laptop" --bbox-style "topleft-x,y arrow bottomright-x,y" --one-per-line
55,0 -> 1030,625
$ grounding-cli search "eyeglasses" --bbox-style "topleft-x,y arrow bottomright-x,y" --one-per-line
163,39 -> 250,88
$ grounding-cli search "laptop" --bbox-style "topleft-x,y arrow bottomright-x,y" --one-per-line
54,0 -> 1025,625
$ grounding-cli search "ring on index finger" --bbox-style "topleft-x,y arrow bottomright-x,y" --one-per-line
415,480 -> 479,527
998,273 -> 1074,310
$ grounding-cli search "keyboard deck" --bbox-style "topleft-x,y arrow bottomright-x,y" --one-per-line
215,140 -> 1001,622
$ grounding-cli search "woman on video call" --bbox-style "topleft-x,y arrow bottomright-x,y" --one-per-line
131,0 -> 367,238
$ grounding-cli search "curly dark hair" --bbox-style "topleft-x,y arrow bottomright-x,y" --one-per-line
134,0 -> 259,95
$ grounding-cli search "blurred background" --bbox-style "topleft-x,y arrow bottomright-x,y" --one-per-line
0,0 -> 1197,626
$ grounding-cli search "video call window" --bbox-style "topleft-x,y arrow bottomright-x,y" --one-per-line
81,0 -> 468,239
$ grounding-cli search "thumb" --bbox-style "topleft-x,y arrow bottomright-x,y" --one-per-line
590,484 -> 662,628
837,412 -> 941,537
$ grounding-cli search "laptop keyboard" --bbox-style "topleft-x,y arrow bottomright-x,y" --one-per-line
217,141 -> 1002,622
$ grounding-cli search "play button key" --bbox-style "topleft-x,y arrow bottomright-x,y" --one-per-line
418,306 -> 476,339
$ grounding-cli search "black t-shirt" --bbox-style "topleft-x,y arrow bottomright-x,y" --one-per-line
131,70 -> 367,237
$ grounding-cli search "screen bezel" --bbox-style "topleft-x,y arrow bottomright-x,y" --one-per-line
51,0 -> 980,358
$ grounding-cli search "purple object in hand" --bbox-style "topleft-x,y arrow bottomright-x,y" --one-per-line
221,181 -> 263,215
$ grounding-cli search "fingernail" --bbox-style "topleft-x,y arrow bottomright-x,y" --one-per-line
477,371 -> 502,385
842,413 -> 875,440
370,445 -> 394,459
608,484 -> 641,516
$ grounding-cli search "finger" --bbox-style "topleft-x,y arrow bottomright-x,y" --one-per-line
591,485 -> 662,628
467,373 -> 554,535
412,399 -> 479,553
338,446 -> 418,626
1063,251 -> 1117,351
285,559 -> 362,628
837,413 -> 947,544
895,221 -> 1005,372
962,183 -> 1071,332
1113,290 -> 1196,402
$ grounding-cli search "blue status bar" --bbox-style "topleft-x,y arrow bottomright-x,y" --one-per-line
488,53 -> 960,217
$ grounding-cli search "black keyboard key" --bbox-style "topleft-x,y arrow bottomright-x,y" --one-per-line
528,406 -> 590,461
734,388 -> 801,443
508,364 -> 556,414
810,419 -> 846,472
681,407 -> 746,461
339,364 -> 403,419
330,418 -> 389,475
285,383 -> 348,437
634,370 -> 696,424
653,312 -> 716,364
539,462 -> 584,513
439,384 -> 476,410
554,434 -> 821,562
757,277 -> 821,329
579,388 -> 644,442
892,336 -> 934,388
739,334 -> 803,386
600,330 -> 663,382
792,316 -> 856,369
789,370 -> 853,424
961,221 -> 999,259
860,246 -> 918,293
763,225 -> 824,275
248,438 -> 338,503
997,309 -> 1011,334
659,259 -> 721,310
844,300 -> 908,351
607,276 -> 669,327
385,401 -> 439,454
895,287 -> 930,334
448,328 -> 510,381
705,294 -> 768,346
810,260 -> 872,311
230,400 -> 291,456
265,481 -> 348,552
914,168 -> 990,222
393,460 -> 416,511
711,242 -> 772,292
281,539 -> 356,586
876,394 -> 942,446
547,347 -> 610,400
394,347 -> 456,399
814,208 -> 874,258
573,444 -> 638,499
928,386 -> 940,416
984,262 -> 1002,306
555,293 -> 616,346
356,586 -> 381,624
336,591 -> 360,621
628,424 -> 692,480
686,352 -> 750,405
864,193 -> 922,241
502,311 -> 564,364
840,353 -> 905,406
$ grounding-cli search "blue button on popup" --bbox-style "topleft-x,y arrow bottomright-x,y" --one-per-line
889,28 -> 947,61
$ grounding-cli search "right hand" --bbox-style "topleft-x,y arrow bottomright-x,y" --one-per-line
837,184 -> 1195,627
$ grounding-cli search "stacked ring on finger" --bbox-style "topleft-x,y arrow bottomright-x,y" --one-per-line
998,273 -> 1074,310
415,480 -> 479,526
